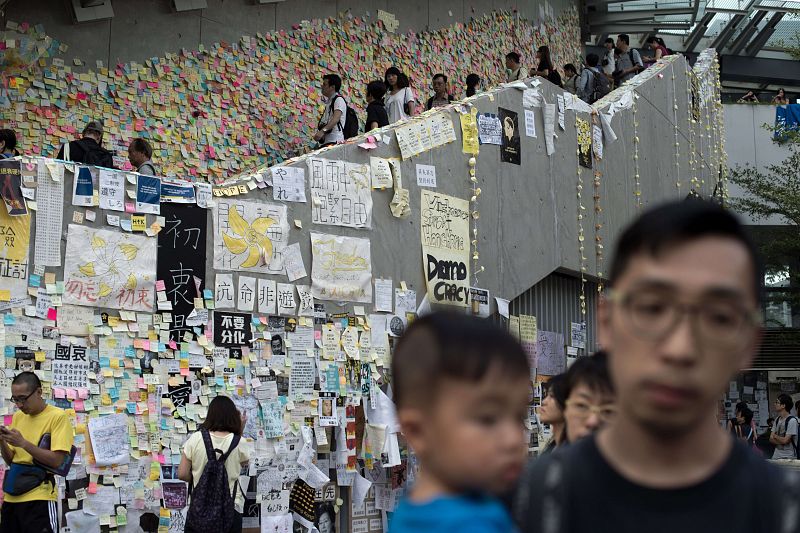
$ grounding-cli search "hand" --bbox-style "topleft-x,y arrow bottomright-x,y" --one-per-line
0,428 -> 28,448
313,130 -> 324,142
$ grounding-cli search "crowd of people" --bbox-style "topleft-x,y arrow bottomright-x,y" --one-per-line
738,88 -> 792,104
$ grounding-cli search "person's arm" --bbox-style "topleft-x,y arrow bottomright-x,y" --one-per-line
0,437 -> 15,464
406,99 -> 418,117
313,108 -> 343,141
177,451 -> 192,483
0,428 -> 67,469
655,48 -> 663,60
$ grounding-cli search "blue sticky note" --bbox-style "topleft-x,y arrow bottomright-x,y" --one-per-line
3,314 -> 15,326
203,289 -> 213,299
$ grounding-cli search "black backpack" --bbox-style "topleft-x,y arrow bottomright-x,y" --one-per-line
331,95 -> 359,139
76,139 -> 115,168
589,67 -> 611,103
184,430 -> 240,533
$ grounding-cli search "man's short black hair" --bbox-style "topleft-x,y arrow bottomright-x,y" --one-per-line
366,80 -> 387,101
432,73 -> 447,83
13,371 -> 41,392
564,63 -> 577,74
563,351 -> 614,400
0,129 -> 17,151
506,52 -> 521,64
778,394 -> 794,412
740,406 -> 754,425
586,53 -> 600,67
618,34 -> 631,45
391,312 -> 529,410
608,200 -> 762,303
130,138 -> 153,159
322,73 -> 342,92
605,37 -> 615,45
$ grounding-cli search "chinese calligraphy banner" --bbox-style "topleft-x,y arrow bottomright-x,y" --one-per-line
213,199 -> 289,275
63,224 -> 157,312
307,158 -> 373,229
157,204 -> 207,341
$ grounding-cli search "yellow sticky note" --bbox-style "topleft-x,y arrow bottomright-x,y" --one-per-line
131,215 -> 146,232
0,290 -> 10,301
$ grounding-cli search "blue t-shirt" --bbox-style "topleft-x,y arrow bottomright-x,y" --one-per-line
390,493 -> 517,533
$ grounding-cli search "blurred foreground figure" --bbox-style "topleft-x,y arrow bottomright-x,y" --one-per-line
514,200 -> 800,533
390,313 -> 530,532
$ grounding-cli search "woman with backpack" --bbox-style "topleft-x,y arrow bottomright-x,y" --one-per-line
178,395 -> 251,533
384,67 -> 418,124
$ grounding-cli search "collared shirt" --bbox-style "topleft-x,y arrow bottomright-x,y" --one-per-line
603,49 -> 616,75
427,94 -> 452,110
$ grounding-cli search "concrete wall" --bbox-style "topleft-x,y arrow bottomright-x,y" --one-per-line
2,0 -> 575,67
724,103 -> 792,225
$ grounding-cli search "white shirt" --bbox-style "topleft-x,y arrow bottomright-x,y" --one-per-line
386,87 -> 416,124
603,49 -> 616,76
772,415 -> 798,459
321,92 -> 347,144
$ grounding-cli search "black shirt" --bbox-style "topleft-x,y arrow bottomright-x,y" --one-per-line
365,101 -> 389,132
56,137 -> 115,168
513,435 -> 800,533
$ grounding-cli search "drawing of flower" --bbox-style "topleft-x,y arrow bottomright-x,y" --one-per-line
222,206 -> 276,268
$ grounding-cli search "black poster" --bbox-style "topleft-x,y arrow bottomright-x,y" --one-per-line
0,159 -> 27,216
499,107 -> 521,165
157,203 -> 207,341
213,311 -> 252,348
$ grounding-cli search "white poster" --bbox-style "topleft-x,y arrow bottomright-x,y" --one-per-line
237,275 -> 256,312
257,278 -> 276,314
63,225 -> 156,312
52,345 -> 91,389
98,168 -> 125,212
310,232 -> 373,303
307,158 -> 373,229
277,283 -> 296,316
271,166 -> 306,203
215,273 -> 235,309
88,413 -> 131,466
213,199 -> 289,274
34,161 -> 64,266
369,157 -> 393,189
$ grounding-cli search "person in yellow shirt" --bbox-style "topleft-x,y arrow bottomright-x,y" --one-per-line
0,372 -> 74,533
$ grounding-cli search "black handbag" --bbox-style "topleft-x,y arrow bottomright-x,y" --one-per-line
2,463 -> 50,496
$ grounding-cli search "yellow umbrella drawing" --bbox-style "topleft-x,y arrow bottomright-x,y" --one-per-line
222,207 -> 276,268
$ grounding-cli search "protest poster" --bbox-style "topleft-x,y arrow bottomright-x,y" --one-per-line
310,232 -> 373,303
88,413 -> 130,466
420,190 -> 470,307
213,199 -> 289,274
213,311 -> 252,348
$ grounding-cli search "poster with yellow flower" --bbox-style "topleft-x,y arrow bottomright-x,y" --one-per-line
63,224 -> 157,311
213,199 -> 289,275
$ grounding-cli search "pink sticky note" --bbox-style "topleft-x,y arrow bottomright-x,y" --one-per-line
53,388 -> 66,399
125,201 -> 135,213
155,280 -> 166,292
137,377 -> 145,389
66,388 -> 77,400
73,400 -> 85,411
77,388 -> 89,399
47,308 -> 57,321
168,340 -> 177,350
180,368 -> 189,376
88,482 -> 98,494
157,454 -> 166,464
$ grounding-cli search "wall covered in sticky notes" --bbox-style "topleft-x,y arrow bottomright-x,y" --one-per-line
0,6 -> 581,181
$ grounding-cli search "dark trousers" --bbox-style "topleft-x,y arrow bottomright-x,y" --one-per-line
0,500 -> 58,533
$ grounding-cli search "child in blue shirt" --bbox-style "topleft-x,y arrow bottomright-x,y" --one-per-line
389,312 -> 530,533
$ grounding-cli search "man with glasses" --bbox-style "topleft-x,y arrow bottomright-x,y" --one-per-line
561,352 -> 616,444
0,372 -> 74,533
770,394 -> 798,459
514,200 -> 800,533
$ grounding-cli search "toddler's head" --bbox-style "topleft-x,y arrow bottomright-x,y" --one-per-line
392,312 -> 531,495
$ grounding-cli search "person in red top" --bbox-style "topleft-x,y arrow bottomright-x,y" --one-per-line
643,36 -> 670,67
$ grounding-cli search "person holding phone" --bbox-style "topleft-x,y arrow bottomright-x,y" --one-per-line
0,372 -> 74,533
